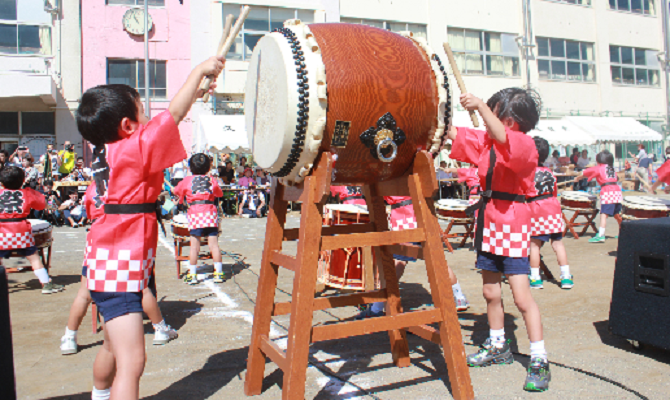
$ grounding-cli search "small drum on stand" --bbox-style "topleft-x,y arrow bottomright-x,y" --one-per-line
622,197 -> 670,220
560,191 -> 598,239
5,219 -> 53,273
435,199 -> 473,252
318,204 -> 378,291
169,214 -> 222,278
560,191 -> 597,211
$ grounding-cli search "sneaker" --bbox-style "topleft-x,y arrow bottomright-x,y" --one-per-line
213,272 -> 226,283
183,273 -> 198,285
42,281 -> 65,294
60,335 -> 77,355
153,325 -> 178,345
529,276 -> 544,289
454,296 -> 469,312
560,275 -> 574,289
467,338 -> 513,367
588,234 -> 605,243
73,223 -> 79,228
355,305 -> 385,320
524,357 -> 551,392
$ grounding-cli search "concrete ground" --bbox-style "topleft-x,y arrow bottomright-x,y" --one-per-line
5,194 -> 670,400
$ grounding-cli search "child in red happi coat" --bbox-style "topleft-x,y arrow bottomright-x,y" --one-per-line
527,137 -> 573,290
330,185 -> 366,205
651,158 -> 670,194
75,56 -> 224,400
0,166 -> 63,294
174,153 -> 224,285
448,88 -> 550,392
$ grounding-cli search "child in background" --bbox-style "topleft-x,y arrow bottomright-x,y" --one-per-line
442,166 -> 480,205
448,88 -> 551,392
576,150 -> 623,243
330,185 -> 366,205
174,153 -> 225,285
0,166 -> 64,294
651,159 -> 670,194
75,55 -> 224,400
527,137 -> 573,290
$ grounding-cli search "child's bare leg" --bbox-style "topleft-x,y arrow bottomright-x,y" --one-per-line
67,277 -> 92,330
507,274 -> 543,342
551,239 -> 568,267
105,313 -> 145,400
208,235 -> 222,263
482,271 -> 504,330
599,213 -> 608,230
26,252 -> 57,289
93,324 -> 116,391
189,236 -> 200,266
141,287 -> 163,325
613,213 -> 622,229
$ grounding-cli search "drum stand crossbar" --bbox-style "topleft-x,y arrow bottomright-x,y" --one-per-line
561,207 -> 598,239
245,152 -> 474,400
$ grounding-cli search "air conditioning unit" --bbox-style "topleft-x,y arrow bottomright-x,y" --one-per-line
44,0 -> 60,14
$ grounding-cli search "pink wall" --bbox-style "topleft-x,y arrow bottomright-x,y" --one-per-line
82,0 -> 193,150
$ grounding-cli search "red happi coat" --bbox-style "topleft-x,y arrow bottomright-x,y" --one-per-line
657,161 -> 670,185
174,175 -> 223,230
85,111 -> 186,293
385,196 -> 416,231
330,186 -> 366,205
0,188 -> 45,250
83,183 -> 104,267
457,167 -> 480,206
527,167 -> 563,236
583,164 -> 622,205
450,127 -> 538,258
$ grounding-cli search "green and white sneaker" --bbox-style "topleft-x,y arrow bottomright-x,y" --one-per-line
588,234 -> 606,243
183,273 -> 198,285
560,275 -> 574,289
467,338 -> 513,367
213,272 -> 226,283
524,357 -> 551,392
529,276 -> 543,289
42,281 -> 64,294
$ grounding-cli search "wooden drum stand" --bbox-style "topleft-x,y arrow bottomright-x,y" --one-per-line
245,152 -> 474,400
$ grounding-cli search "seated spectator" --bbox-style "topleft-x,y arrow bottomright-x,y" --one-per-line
544,150 -> 560,169
39,180 -> 64,226
221,161 -> 235,184
58,190 -> 88,227
21,155 -> 41,190
236,156 -> 248,177
238,168 -> 255,187
238,189 -> 266,218
256,169 -> 270,186
65,157 -> 92,196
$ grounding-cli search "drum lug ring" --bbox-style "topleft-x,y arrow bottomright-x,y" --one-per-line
377,139 -> 397,163
359,112 -> 406,162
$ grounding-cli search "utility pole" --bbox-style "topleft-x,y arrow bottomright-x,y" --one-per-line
663,0 -> 670,140
144,0 -> 151,118
521,0 -> 534,89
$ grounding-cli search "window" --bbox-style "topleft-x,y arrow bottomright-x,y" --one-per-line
0,112 -> 18,135
0,0 -> 17,20
107,59 -> 167,98
223,5 -> 315,61
447,28 -> 520,77
341,18 -> 427,41
537,38 -> 595,82
609,0 -> 655,15
0,0 -> 51,55
0,111 -> 54,135
550,0 -> 591,4
107,0 -> 165,6
610,45 -> 660,86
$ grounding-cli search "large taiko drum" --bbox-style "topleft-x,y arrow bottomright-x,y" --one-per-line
245,20 -> 451,185
318,204 -> 379,291
622,197 -> 670,220
560,191 -> 597,211
29,219 -> 52,248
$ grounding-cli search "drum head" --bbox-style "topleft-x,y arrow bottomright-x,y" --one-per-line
623,196 -> 670,210
28,219 -> 51,233
173,214 -> 188,226
325,204 -> 369,214
436,199 -> 469,209
562,191 -> 596,201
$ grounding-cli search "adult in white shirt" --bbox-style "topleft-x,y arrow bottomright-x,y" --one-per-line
628,144 -> 647,165
577,150 -> 591,190
543,150 -> 561,169
436,161 -> 457,198
170,159 -> 187,187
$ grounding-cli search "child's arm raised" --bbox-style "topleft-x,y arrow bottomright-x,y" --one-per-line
460,93 -> 507,144
169,56 -> 225,124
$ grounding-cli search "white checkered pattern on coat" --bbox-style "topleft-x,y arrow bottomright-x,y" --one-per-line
0,231 -> 35,250
391,217 -> 417,231
86,248 -> 155,292
601,190 -> 623,205
481,223 -> 531,258
188,211 -> 218,230
531,213 -> 564,236
83,239 -> 91,267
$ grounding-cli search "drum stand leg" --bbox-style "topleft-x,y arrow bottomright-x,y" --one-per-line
441,220 -> 455,253
174,240 -> 181,279
245,152 -> 474,400
460,221 -> 474,248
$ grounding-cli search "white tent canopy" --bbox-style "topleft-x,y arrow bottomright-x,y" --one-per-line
528,119 -> 595,146
565,116 -> 663,142
193,115 -> 250,154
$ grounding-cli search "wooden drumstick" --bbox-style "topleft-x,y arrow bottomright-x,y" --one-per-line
200,13 -> 235,103
443,42 -> 479,128
200,6 -> 251,103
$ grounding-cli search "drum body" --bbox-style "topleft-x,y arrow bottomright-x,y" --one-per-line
170,214 -> 221,243
560,192 -> 596,210
318,205 -> 377,291
245,21 -> 451,185
29,219 -> 52,248
435,199 -> 471,220
622,197 -> 670,219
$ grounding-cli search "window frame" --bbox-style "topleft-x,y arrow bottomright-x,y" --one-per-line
446,27 -> 521,78
608,0 -> 656,16
0,111 -> 55,136
609,45 -> 660,87
0,1 -> 52,57
536,37 -> 596,83
106,58 -> 168,99
106,0 -> 166,8
543,0 -> 592,6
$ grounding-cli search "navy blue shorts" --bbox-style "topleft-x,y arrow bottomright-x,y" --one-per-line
190,227 -> 218,237
0,246 -> 37,259
601,203 -> 622,216
531,232 -> 563,242
476,251 -> 530,275
89,291 -> 144,322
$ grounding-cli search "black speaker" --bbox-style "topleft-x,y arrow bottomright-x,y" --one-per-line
610,217 -> 670,350
0,267 -> 16,399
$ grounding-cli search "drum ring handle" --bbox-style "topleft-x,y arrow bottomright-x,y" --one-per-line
377,139 -> 397,163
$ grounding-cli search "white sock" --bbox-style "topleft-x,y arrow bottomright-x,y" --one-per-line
34,268 -> 50,284
214,262 -> 223,273
188,264 -> 197,275
370,302 -> 385,313
64,327 -> 77,338
530,268 -> 541,280
91,386 -> 111,400
530,340 -> 547,360
452,282 -> 465,300
490,328 -> 505,346
153,319 -> 167,331
560,265 -> 570,278
599,227 -> 605,237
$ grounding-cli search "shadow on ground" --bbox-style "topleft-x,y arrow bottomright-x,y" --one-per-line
593,320 -> 670,365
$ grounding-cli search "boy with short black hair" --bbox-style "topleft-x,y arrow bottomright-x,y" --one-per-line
448,87 -> 551,391
0,166 -> 64,294
76,56 -> 224,400
174,153 -> 224,285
